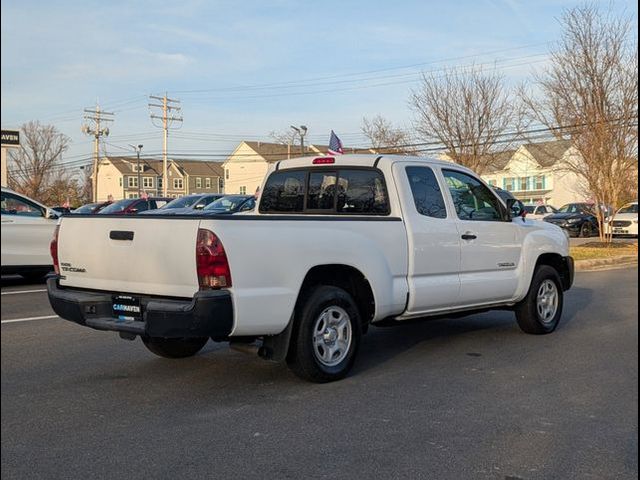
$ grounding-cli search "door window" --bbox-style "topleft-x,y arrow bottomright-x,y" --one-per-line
405,166 -> 447,219
0,192 -> 44,217
443,170 -> 505,221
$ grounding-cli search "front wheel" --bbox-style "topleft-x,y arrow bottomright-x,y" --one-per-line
579,222 -> 593,237
287,286 -> 362,383
142,336 -> 208,358
515,265 -> 564,334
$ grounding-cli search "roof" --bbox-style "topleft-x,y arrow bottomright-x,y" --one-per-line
522,140 -> 573,167
481,149 -> 518,173
228,141 -> 377,164
104,157 -> 223,177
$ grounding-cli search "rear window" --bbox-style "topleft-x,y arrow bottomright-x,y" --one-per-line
259,168 -> 389,215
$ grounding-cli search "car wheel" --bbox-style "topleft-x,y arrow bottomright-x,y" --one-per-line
515,265 -> 564,334
142,336 -> 208,358
287,286 -> 361,383
579,222 -> 592,237
19,269 -> 52,283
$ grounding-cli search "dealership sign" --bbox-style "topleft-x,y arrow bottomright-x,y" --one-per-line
1,130 -> 20,146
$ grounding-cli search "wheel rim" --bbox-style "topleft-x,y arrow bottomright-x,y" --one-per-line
312,306 -> 352,367
582,224 -> 590,236
536,279 -> 559,323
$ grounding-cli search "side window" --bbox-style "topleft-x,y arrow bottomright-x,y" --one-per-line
405,166 -> 447,219
135,200 -> 151,212
538,206 -> 547,214
443,170 -> 505,221
0,192 -> 44,217
259,171 -> 306,213
307,171 -> 337,210
336,170 -> 389,214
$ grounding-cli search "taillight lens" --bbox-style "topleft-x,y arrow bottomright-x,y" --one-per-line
50,225 -> 60,274
196,228 -> 232,289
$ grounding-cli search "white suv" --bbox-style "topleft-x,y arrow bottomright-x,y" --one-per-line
607,202 -> 638,237
1,187 -> 59,280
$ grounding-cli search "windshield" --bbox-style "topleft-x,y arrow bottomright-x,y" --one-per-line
558,203 -> 592,214
73,203 -> 100,214
99,199 -> 136,214
204,196 -> 248,212
161,195 -> 203,209
618,203 -> 638,214
523,206 -> 536,213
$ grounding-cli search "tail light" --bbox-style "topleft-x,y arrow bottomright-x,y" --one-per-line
196,228 -> 232,289
312,157 -> 335,164
50,225 -> 60,274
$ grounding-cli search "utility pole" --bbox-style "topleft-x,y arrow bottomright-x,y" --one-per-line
82,103 -> 114,202
290,125 -> 307,155
149,93 -> 182,196
129,144 -> 144,197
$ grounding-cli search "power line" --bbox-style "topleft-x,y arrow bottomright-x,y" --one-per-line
149,93 -> 183,196
82,103 -> 114,201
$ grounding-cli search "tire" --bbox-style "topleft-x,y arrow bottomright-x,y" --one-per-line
287,286 -> 362,383
579,222 -> 592,238
142,336 -> 208,359
515,265 -> 564,334
19,269 -> 51,283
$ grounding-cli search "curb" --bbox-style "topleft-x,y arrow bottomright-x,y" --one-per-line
575,255 -> 638,271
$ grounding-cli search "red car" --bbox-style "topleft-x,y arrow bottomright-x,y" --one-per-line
97,197 -> 171,215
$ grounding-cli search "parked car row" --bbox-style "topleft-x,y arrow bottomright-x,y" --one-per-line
1,188 -> 258,280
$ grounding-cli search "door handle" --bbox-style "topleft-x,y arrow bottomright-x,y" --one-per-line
461,233 -> 477,240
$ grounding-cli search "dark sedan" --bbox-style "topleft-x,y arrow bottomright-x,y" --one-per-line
543,202 -> 599,237
72,201 -> 112,214
97,197 -> 171,215
201,195 -> 256,214
139,194 -> 224,215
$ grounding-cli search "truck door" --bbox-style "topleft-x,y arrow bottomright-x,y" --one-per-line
441,168 -> 522,305
394,163 -> 461,314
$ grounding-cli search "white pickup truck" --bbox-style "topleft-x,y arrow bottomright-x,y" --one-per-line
47,155 -> 574,382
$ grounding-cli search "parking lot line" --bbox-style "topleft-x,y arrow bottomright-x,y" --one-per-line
1,315 -> 59,324
1,289 -> 48,296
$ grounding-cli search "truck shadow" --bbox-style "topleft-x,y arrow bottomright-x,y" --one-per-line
352,286 -> 591,377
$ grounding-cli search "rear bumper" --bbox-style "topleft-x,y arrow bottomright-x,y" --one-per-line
47,277 -> 233,338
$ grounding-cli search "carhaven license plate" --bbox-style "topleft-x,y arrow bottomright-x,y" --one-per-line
112,295 -> 142,321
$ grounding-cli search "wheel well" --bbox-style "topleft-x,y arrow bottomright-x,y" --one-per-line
297,265 -> 375,333
535,253 -> 571,291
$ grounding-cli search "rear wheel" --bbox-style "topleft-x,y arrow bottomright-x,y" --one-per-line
515,265 -> 564,334
287,286 -> 361,383
579,222 -> 592,237
142,336 -> 208,358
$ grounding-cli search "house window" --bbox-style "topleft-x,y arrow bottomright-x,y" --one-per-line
205,178 -> 211,188
503,177 -> 515,191
119,178 -> 123,187
239,186 -> 247,194
132,165 -> 143,173
173,178 -> 183,189
128,177 -> 138,188
487,179 -> 496,186
535,176 -> 545,190
225,169 -> 230,180
143,177 -> 154,188
195,177 -> 202,188
127,193 -> 138,199
158,177 -> 163,189
519,177 -> 529,191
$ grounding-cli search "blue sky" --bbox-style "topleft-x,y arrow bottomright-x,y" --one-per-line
1,0 -> 637,167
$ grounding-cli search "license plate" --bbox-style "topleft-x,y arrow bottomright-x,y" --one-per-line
112,295 -> 142,321
613,228 -> 625,233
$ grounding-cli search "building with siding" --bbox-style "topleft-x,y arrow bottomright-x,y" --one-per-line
94,157 -> 224,201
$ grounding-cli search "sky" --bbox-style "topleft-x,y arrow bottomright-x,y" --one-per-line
1,0 -> 637,170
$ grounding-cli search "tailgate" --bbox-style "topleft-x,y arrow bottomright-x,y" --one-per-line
57,216 -> 201,298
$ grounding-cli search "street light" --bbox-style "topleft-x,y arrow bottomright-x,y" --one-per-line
129,144 -> 144,197
290,125 -> 308,155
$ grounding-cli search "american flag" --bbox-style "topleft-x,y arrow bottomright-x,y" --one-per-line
328,130 -> 344,155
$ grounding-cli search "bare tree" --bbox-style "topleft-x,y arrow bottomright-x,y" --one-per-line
521,4 -> 638,241
269,129 -> 298,146
361,115 -> 416,154
410,66 -> 522,173
8,121 -> 73,204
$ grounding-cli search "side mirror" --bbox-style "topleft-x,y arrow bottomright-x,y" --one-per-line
506,198 -> 525,219
45,209 -> 59,219
193,204 -> 205,210
128,208 -> 138,214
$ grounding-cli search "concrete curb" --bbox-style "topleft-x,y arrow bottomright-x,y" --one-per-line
575,255 -> 638,271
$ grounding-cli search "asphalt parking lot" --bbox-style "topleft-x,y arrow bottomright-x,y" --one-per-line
1,267 -> 638,480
